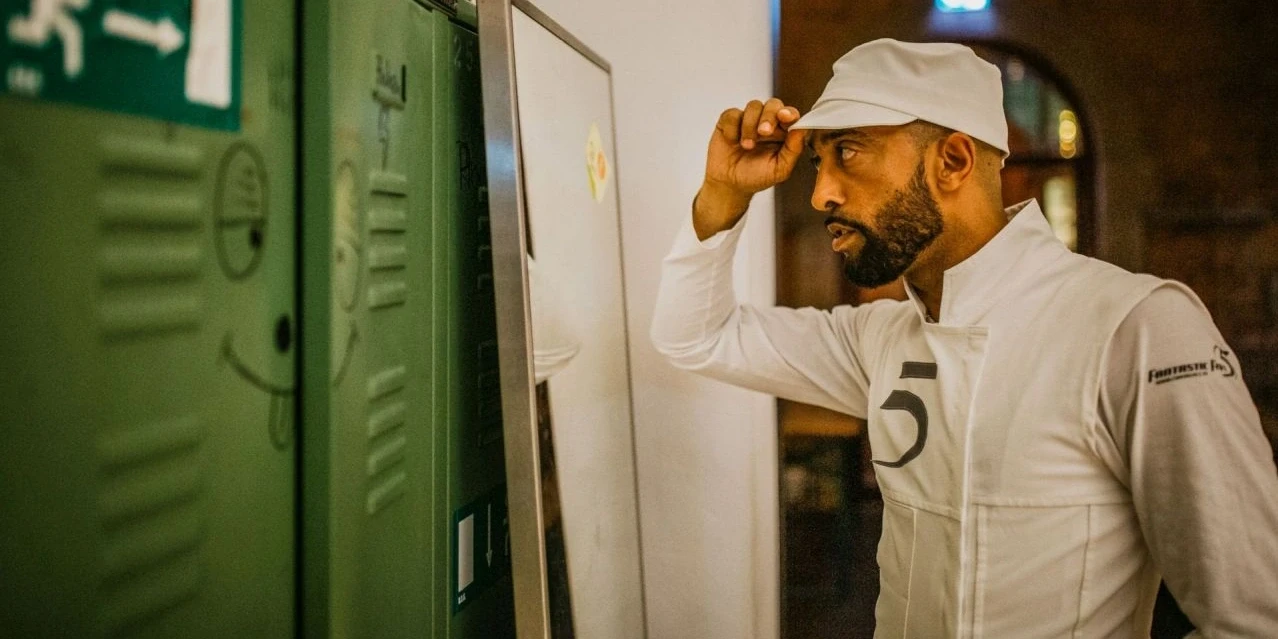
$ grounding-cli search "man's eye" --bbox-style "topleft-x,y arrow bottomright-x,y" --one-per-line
839,147 -> 857,161
809,155 -> 821,169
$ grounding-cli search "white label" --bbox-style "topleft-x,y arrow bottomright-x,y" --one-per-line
457,515 -> 475,592
184,0 -> 231,108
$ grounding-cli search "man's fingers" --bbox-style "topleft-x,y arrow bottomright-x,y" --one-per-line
716,108 -> 744,144
717,102 -> 799,150
739,100 -> 764,150
756,98 -> 785,138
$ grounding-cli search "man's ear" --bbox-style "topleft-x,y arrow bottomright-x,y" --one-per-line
934,132 -> 978,193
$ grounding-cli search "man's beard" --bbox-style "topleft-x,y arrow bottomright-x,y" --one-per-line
829,162 -> 944,288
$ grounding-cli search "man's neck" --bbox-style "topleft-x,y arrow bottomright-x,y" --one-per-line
906,204 -> 1009,322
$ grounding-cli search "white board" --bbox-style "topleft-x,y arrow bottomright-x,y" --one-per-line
512,6 -> 646,638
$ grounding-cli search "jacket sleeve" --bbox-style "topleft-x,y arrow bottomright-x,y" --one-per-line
649,214 -> 875,419
1098,284 -> 1278,637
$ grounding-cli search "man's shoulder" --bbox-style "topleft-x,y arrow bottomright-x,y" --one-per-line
1051,252 -> 1167,307
1059,250 -> 1160,284
1016,252 -> 1179,344
1052,256 -> 1220,349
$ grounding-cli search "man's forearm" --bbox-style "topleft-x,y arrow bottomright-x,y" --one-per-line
693,180 -> 752,241
650,208 -> 745,361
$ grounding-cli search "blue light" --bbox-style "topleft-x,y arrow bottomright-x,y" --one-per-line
936,0 -> 989,12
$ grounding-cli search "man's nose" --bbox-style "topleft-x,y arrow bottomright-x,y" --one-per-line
810,167 -> 844,212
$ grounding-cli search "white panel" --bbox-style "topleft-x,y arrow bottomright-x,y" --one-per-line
512,8 -> 646,639
459,515 -> 475,591
510,0 -> 779,636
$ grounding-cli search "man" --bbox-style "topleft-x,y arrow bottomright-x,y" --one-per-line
650,39 -> 1278,637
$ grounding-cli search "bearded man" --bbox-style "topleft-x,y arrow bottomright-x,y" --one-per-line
650,39 -> 1278,637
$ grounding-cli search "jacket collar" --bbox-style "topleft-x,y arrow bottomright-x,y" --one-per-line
904,199 -> 1067,326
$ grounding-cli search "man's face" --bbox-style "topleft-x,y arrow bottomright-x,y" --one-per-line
807,126 -> 944,288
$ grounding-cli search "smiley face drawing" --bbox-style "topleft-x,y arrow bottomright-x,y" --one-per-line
213,141 -> 296,450
330,160 -> 362,387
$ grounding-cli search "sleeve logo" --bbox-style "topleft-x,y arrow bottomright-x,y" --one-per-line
1147,345 -> 1236,385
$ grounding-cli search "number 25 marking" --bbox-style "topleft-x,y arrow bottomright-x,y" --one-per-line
872,361 -> 937,468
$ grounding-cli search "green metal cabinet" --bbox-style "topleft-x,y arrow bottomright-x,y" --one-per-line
301,1 -> 512,637
437,15 -> 516,638
303,0 -> 438,636
0,1 -> 297,637
0,0 -> 509,635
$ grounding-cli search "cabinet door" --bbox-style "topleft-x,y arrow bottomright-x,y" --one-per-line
437,17 -> 515,638
314,1 -> 438,637
0,1 -> 297,636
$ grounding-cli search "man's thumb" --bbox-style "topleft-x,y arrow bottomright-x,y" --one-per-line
777,128 -> 806,170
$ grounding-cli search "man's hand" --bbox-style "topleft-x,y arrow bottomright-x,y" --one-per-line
694,98 -> 805,240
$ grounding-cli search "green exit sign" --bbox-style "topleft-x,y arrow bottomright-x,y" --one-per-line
2,0 -> 241,130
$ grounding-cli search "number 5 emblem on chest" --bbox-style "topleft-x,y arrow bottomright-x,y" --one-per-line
873,361 -> 938,468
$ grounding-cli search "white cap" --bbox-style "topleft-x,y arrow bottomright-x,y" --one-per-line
792,39 -> 1009,156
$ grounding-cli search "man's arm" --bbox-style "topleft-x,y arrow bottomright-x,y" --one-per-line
692,98 -> 807,240
651,97 -> 879,416
650,208 -> 878,418
1099,285 -> 1278,636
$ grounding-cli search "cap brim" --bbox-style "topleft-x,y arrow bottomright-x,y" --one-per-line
791,99 -> 917,131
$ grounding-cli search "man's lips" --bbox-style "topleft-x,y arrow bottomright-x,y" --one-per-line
827,221 -> 860,252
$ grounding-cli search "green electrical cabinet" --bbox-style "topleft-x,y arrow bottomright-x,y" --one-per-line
436,12 -> 516,638
0,1 -> 297,637
301,1 -> 513,637
0,0 -> 510,634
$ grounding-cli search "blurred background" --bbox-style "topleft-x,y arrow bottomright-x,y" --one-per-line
775,2 -> 1278,637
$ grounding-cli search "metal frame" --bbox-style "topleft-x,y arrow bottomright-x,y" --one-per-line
509,0 -> 611,71
478,0 -> 547,634
478,0 -> 648,636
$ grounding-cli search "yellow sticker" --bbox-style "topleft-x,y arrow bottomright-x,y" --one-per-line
585,123 -> 609,204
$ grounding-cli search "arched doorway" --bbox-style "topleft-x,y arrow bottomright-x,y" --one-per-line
970,42 -> 1097,255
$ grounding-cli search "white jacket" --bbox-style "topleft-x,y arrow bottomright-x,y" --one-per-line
651,200 -> 1278,637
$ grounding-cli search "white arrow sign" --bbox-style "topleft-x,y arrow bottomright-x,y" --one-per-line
486,503 -> 493,567
102,10 -> 184,56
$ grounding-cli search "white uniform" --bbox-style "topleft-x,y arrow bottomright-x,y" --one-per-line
650,200 -> 1278,637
